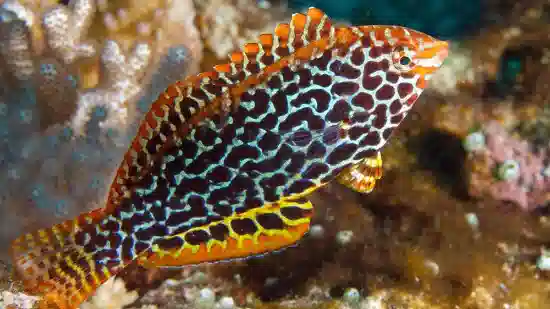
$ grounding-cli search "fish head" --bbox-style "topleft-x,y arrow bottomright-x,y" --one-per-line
387,26 -> 449,90
350,25 -> 449,113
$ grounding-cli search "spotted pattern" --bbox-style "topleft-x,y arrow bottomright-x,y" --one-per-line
10,7 -> 448,309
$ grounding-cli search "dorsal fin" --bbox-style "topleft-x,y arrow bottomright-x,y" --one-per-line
103,7 -> 337,212
212,7 -> 334,82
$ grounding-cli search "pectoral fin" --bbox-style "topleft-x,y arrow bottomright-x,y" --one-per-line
336,151 -> 383,193
137,198 -> 314,268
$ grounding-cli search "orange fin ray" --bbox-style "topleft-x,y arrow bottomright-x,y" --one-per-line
10,209 -> 128,309
137,198 -> 314,268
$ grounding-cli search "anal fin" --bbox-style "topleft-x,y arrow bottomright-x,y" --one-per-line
137,198 -> 314,268
336,151 -> 383,193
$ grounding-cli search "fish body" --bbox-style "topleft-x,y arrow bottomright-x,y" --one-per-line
10,7 -> 448,309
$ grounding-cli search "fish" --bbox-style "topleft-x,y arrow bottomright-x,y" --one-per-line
9,7 -> 449,309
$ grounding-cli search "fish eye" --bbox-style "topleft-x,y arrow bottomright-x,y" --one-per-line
392,45 -> 415,72
399,56 -> 411,66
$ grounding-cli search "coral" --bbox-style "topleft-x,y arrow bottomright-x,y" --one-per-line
80,278 -> 139,309
0,0 -> 199,260
42,0 -> 96,64
195,0 -> 284,60
465,120 -> 550,211
71,39 -> 152,134
0,290 -> 39,309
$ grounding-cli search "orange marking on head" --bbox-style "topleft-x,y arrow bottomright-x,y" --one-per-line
214,63 -> 232,73
307,7 -> 325,20
230,52 -> 244,63
259,33 -> 273,47
275,23 -> 290,39
243,43 -> 260,55
292,12 -> 307,30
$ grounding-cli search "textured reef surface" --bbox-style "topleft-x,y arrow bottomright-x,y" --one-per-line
1,0 -> 550,308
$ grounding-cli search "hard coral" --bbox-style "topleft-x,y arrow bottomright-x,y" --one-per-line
0,0 -> 199,259
195,0 -> 284,61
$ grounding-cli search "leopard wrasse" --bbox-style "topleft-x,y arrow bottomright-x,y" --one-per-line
9,7 -> 449,309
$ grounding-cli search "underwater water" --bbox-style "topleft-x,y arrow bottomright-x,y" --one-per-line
0,0 -> 550,309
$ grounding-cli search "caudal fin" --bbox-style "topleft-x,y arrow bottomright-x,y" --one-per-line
10,209 -> 128,309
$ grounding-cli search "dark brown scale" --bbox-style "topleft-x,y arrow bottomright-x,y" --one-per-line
177,97 -> 200,121
224,145 -> 260,168
327,143 -> 358,165
389,99 -> 402,114
261,54 -> 275,66
360,36 -> 372,47
326,99 -> 350,122
271,91 -> 289,117
284,179 -> 315,196
332,61 -> 361,79
285,152 -> 306,174
352,92 -> 374,111
331,81 -> 359,96
246,62 -> 261,74
280,204 -> 310,220
372,104 -> 388,129
283,82 -> 300,96
312,73 -> 332,87
266,74 -> 283,89
310,89 -> 332,112
369,46 -> 383,58
230,218 -> 258,235
379,59 -> 390,70
256,213 -> 284,230
351,48 -> 365,66
121,238 -> 136,261
302,162 -> 329,179
359,131 -> 382,148
209,223 -> 230,241
184,229 -> 211,245
285,108 -> 325,132
362,72 -> 382,90
348,126 -> 369,141
307,140 -> 326,158
145,134 -> 163,155
310,49 -> 332,70
208,166 -> 232,183
135,224 -> 166,243
202,82 -> 224,97
398,82 -> 414,98
260,114 -> 278,130
168,110 -> 183,127
386,72 -> 399,83
154,236 -> 184,250
184,178 -> 210,195
121,208 -> 152,233
375,84 -> 395,100
297,68 -> 313,87
280,66 -> 294,81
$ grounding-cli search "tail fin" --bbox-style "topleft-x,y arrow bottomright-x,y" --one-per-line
10,209 -> 128,309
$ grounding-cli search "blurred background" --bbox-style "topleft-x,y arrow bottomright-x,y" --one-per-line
0,0 -> 550,308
